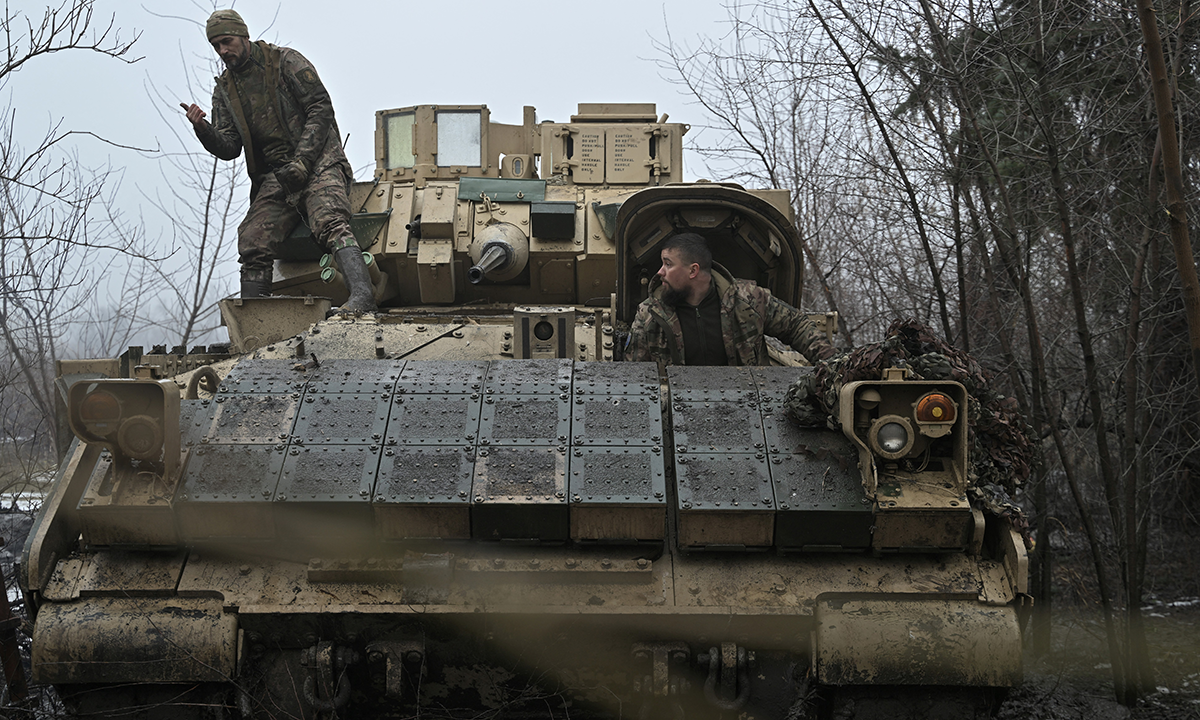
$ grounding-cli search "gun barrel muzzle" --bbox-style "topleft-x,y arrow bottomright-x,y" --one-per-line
468,244 -> 510,284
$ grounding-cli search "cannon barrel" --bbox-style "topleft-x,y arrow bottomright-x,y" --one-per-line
466,222 -> 529,284
468,244 -> 510,284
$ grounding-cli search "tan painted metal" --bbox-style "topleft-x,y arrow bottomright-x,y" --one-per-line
871,482 -> 974,552
512,306 -> 575,359
570,504 -> 665,542
31,596 -> 236,684
20,441 -> 98,595
218,295 -> 332,353
42,550 -> 187,602
280,104 -> 694,309
814,597 -> 1022,686
416,239 -> 456,303
56,359 -> 120,378
77,452 -> 184,547
678,509 -> 774,548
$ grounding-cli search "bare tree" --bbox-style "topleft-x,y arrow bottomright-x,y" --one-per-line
0,0 -> 143,465
659,0 -> 1200,707
139,43 -> 244,349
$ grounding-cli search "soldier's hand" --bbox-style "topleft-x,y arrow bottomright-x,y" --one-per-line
275,159 -> 309,196
180,103 -> 209,129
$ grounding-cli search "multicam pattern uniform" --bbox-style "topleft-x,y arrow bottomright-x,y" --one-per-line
625,263 -> 835,366
194,40 -> 357,281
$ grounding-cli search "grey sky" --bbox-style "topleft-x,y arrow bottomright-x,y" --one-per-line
7,0 -> 732,183
3,0 -> 734,349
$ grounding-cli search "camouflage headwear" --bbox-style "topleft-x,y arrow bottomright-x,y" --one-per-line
206,9 -> 249,41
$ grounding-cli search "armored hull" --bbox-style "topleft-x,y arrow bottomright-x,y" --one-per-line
22,103 -> 1029,719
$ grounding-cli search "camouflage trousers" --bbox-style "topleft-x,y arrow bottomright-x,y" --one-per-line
238,160 -> 358,282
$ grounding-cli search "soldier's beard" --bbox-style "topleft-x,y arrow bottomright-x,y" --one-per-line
221,39 -> 251,69
661,284 -> 685,307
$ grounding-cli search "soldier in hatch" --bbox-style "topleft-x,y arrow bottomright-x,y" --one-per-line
626,233 -> 835,366
182,9 -> 376,312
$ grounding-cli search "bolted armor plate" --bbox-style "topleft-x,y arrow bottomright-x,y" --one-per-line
181,399 -> 217,449
771,449 -> 872,551
763,407 -> 848,457
472,446 -> 568,541
292,393 -> 391,445
666,365 -> 757,403
675,453 -> 775,511
218,358 -> 306,395
764,407 -> 870,550
675,452 -> 776,548
275,445 -> 378,542
480,394 -> 571,446
484,358 -> 572,395
568,447 -> 666,542
752,365 -> 811,407
206,393 -> 300,444
302,359 -> 405,394
375,446 -> 474,540
176,444 -> 285,540
377,446 -> 474,504
385,395 -> 483,446
180,444 -> 285,501
672,401 -> 765,453
573,360 -> 658,396
571,396 -> 663,447
397,360 -> 489,394
569,447 -> 666,504
277,445 -> 379,501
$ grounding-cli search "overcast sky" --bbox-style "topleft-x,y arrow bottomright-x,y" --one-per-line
3,1 -> 736,348
7,0 -> 734,185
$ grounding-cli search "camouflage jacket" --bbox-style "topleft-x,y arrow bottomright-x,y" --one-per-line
626,263 -> 834,366
196,41 -> 349,193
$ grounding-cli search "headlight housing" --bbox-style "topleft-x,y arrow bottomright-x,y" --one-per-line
868,415 -> 915,459
68,378 -> 180,476
838,370 -> 969,494
914,391 -> 958,438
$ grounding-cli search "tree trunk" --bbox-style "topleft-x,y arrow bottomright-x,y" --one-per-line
1136,0 -> 1200,415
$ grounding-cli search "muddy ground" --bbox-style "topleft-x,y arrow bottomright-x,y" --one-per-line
999,602 -> 1200,720
999,511 -> 1200,720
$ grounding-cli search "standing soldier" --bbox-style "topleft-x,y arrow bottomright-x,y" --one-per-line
182,9 -> 376,312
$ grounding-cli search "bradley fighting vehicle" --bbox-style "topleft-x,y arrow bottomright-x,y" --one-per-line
23,103 -> 1029,719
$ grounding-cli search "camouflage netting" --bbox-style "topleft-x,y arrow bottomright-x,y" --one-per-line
783,319 -> 1036,542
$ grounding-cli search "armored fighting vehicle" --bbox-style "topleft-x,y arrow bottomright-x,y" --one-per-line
22,103 -> 1029,719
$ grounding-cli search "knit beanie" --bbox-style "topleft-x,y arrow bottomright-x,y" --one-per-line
206,10 -> 249,40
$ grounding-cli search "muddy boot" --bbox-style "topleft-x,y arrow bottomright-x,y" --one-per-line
334,247 -> 378,313
240,268 -> 272,299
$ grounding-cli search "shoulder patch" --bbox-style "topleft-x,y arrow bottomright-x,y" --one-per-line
297,67 -> 319,85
